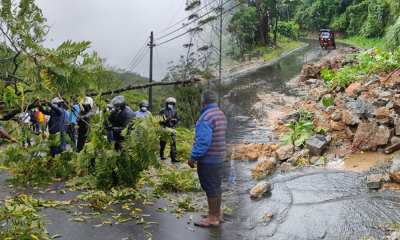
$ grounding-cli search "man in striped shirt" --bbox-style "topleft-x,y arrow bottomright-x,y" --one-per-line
188,90 -> 227,228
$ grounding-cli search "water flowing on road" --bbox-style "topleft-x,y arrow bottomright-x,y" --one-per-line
221,39 -> 400,239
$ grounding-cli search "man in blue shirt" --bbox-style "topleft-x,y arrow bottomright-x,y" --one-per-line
133,100 -> 151,119
68,101 -> 80,146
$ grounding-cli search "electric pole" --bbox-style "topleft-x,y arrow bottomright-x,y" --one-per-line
148,31 -> 154,111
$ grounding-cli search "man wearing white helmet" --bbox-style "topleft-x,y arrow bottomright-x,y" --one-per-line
133,100 -> 151,119
76,96 -> 96,152
159,97 -> 179,162
36,97 -> 68,157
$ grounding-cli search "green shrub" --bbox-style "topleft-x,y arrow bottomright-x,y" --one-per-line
278,21 -> 300,40
361,0 -> 390,38
385,16 -> 400,50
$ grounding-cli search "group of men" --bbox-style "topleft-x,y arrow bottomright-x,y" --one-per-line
8,90 -> 228,228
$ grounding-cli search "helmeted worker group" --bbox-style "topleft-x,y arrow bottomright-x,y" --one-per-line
10,90 -> 228,230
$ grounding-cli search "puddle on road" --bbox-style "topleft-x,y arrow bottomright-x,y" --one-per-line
327,149 -> 391,172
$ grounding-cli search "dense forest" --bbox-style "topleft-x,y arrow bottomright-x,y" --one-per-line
293,0 -> 400,49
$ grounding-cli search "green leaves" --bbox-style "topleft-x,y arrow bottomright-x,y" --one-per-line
322,98 -> 334,107
279,133 -> 293,146
279,120 -> 316,147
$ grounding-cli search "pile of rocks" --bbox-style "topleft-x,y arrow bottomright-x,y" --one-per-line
299,54 -> 359,82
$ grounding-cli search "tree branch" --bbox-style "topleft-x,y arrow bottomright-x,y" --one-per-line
1,77 -> 206,120
85,77 -> 206,96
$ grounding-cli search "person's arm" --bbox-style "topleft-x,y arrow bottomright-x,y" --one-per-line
172,110 -> 178,126
47,102 -> 62,115
0,127 -> 17,142
189,120 -> 212,163
122,109 -> 134,128
82,108 -> 96,120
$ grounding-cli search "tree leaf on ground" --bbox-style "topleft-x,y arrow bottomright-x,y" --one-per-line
51,234 -> 62,239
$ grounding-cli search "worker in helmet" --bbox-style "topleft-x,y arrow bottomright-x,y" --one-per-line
133,100 -> 151,119
159,97 -> 179,162
108,95 -> 134,150
76,97 -> 96,152
36,98 -> 68,157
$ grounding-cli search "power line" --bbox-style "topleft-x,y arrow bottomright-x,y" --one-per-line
155,48 -> 165,78
156,0 -> 232,41
119,38 -> 150,84
159,0 -> 186,38
157,2 -> 240,46
154,0 -> 219,37
157,45 -> 186,53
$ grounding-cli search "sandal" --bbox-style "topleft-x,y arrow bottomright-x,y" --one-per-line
194,220 -> 220,228
201,215 -> 224,223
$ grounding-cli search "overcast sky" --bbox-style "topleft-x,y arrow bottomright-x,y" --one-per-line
36,0 -> 191,81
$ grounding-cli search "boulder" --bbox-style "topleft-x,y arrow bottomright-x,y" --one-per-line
309,156 -> 319,164
287,149 -> 310,165
391,136 -> 400,145
243,54 -> 250,61
270,144 -> 279,151
385,232 -> 400,240
378,92 -> 391,102
247,152 -> 259,161
345,82 -> 361,93
251,160 -> 276,179
353,87 -> 368,95
343,111 -> 361,125
394,117 -> 400,135
252,49 -> 260,59
370,126 -> 391,146
280,162 -> 293,172
375,107 -> 390,119
279,111 -> 299,124
365,75 -> 381,85
390,155 -> 400,173
367,174 -> 383,190
324,106 -> 336,115
330,120 -> 345,131
306,135 -> 328,156
275,145 -> 294,161
353,123 -> 390,150
306,79 -> 317,85
330,112 -> 342,122
250,181 -> 270,198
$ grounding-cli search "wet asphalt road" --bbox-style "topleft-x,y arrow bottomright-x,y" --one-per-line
2,39 -> 399,240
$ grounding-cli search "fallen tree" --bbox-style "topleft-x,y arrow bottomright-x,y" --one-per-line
1,77 -> 205,120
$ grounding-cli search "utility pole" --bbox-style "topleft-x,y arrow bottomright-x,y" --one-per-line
148,31 -> 154,111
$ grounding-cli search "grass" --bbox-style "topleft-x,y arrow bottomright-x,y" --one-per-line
260,40 -> 305,61
337,36 -> 387,50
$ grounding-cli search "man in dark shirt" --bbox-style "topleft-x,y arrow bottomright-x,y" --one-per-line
77,97 -> 96,152
159,97 -> 179,162
37,98 -> 68,157
108,95 -> 134,150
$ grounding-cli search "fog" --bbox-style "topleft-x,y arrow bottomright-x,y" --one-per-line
36,0 -> 191,81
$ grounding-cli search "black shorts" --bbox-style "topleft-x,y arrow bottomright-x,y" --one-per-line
197,162 -> 223,198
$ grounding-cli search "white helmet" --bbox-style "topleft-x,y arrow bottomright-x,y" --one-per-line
52,97 -> 62,103
82,97 -> 94,108
166,97 -> 176,104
